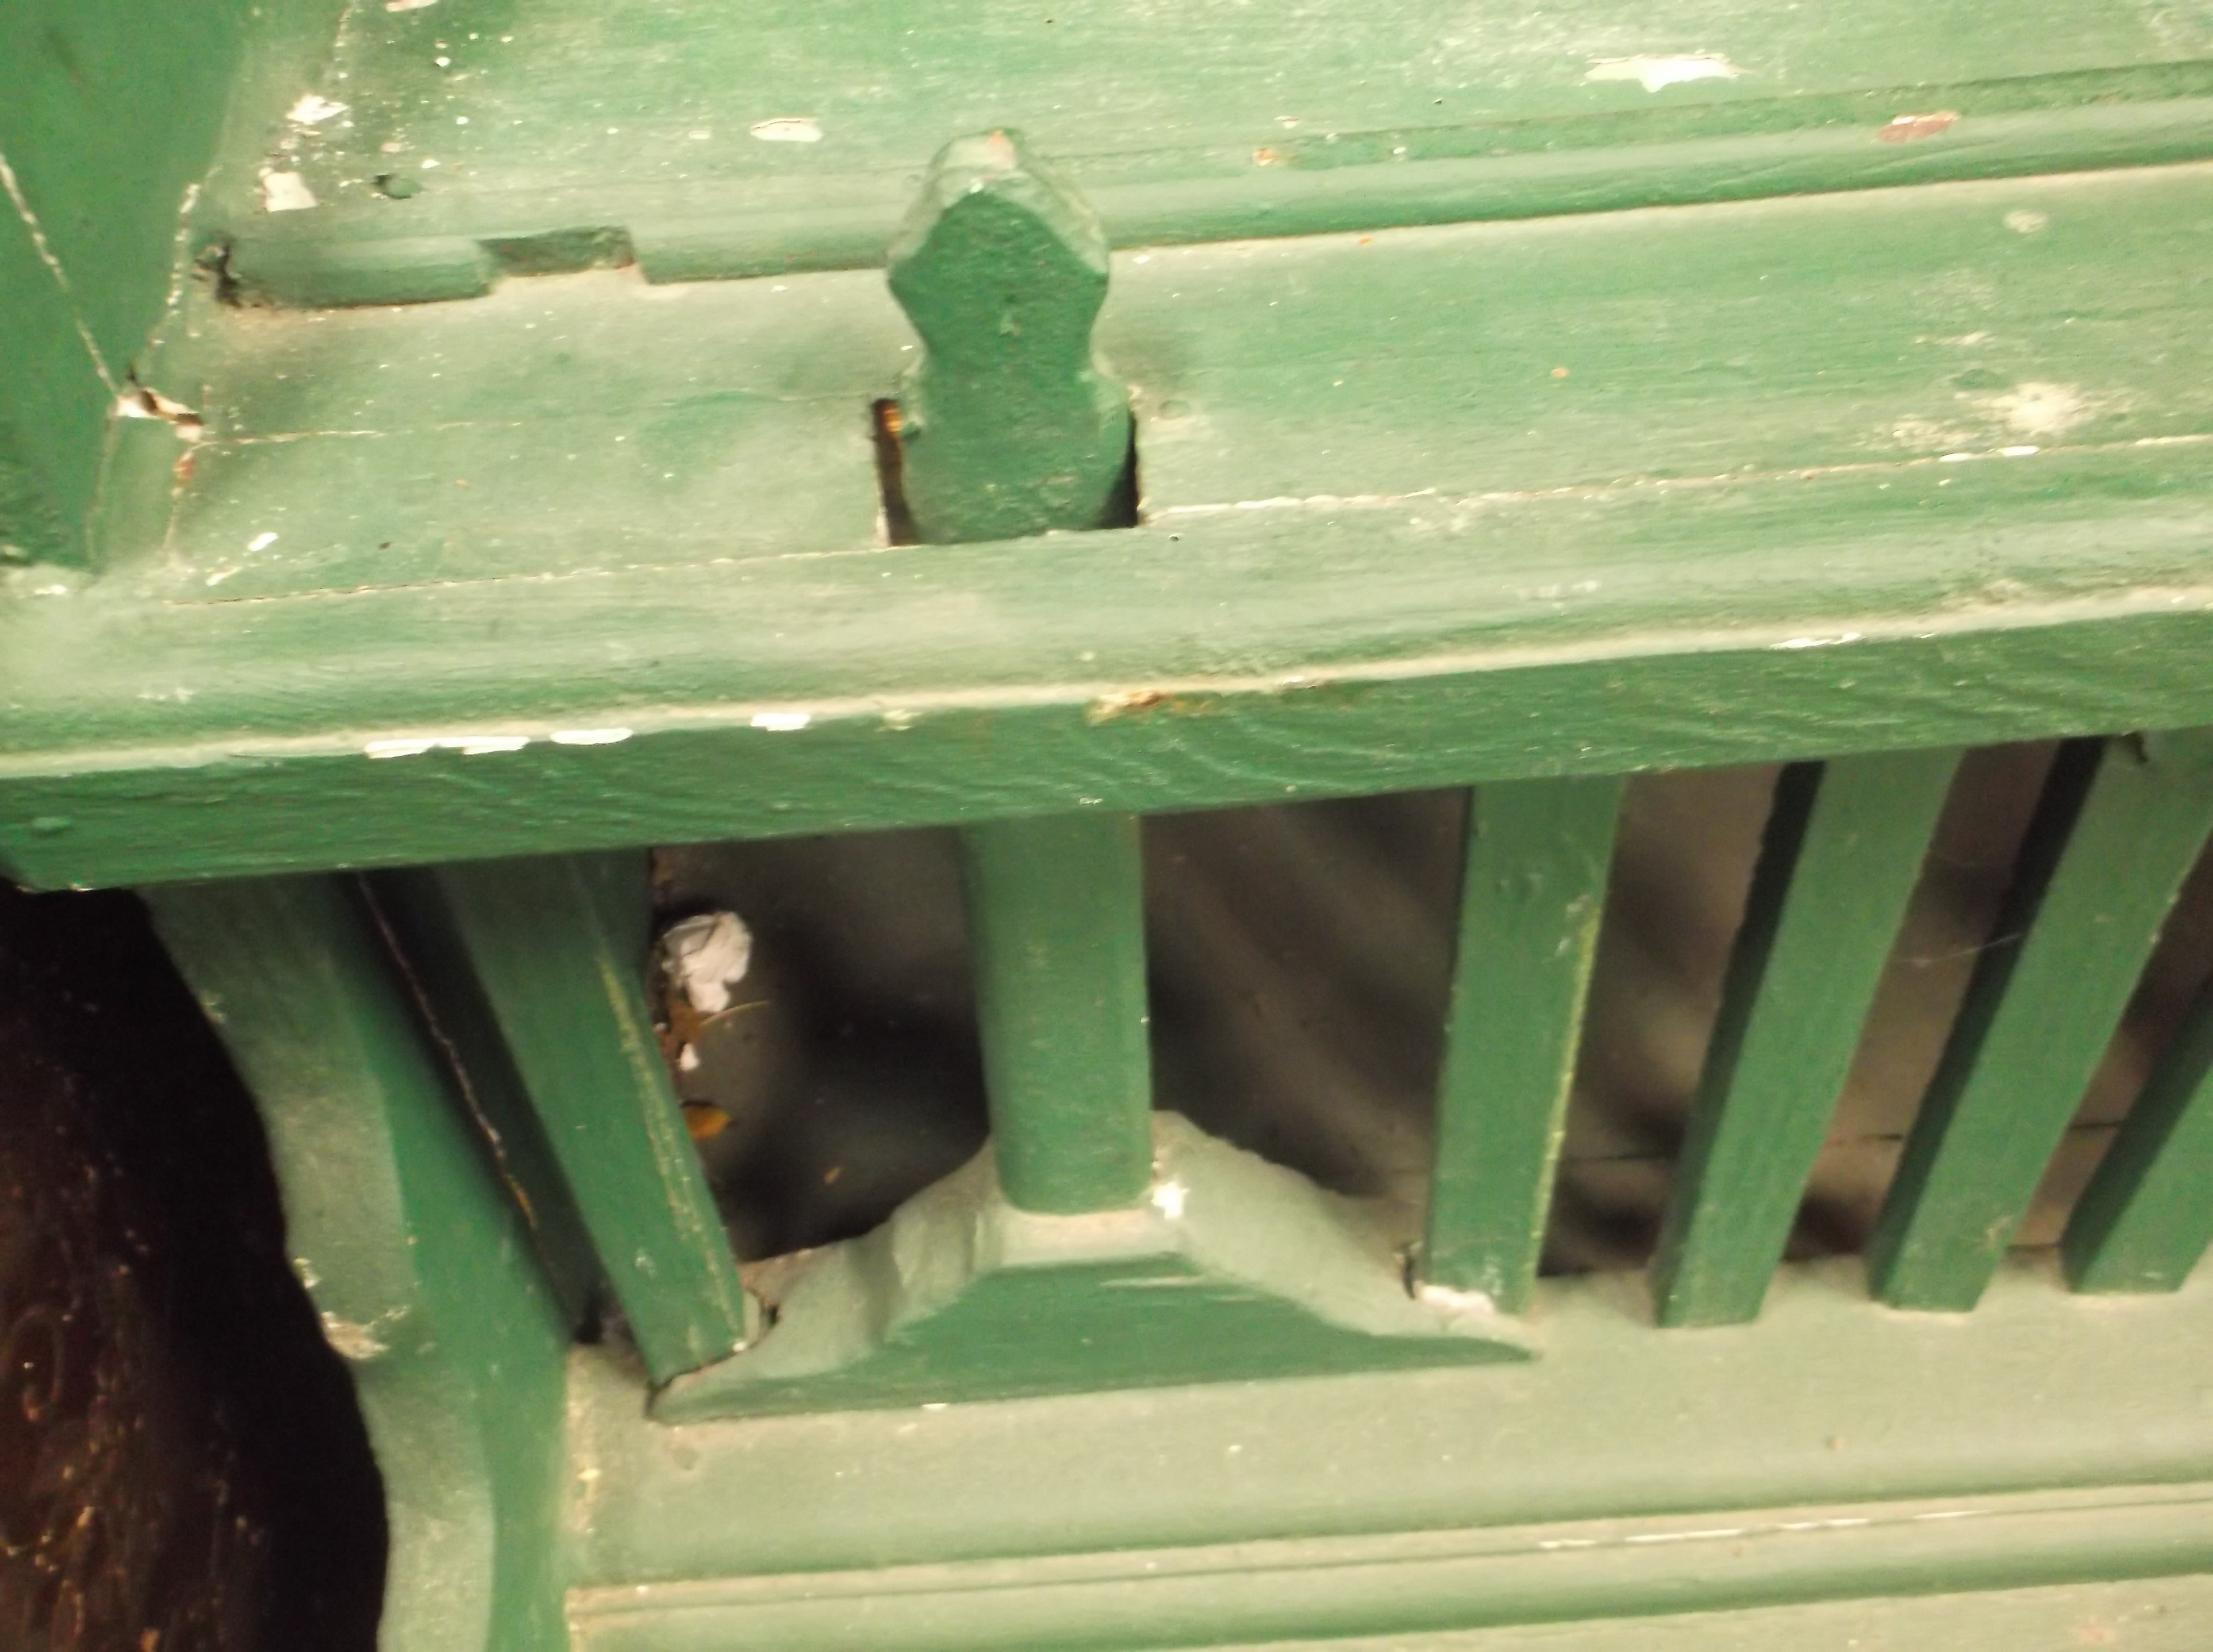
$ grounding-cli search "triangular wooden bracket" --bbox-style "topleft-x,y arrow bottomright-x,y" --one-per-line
657,1113 -> 1533,1422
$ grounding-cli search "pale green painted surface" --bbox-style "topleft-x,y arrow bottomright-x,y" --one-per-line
207,0 -> 2213,301
9,164 -> 2213,886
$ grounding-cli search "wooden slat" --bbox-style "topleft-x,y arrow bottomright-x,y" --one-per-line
1423,776 -> 1623,1313
962,812 -> 1154,1214
430,853 -> 751,1383
2062,970 -> 2213,1292
1868,730 -> 2213,1311
1651,750 -> 1958,1327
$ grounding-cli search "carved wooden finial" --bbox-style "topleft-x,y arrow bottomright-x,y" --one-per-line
886,131 -> 1132,544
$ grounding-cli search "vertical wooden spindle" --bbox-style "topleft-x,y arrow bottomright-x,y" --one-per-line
429,853 -> 753,1382
2062,970 -> 2213,1292
1868,730 -> 2213,1311
963,811 -> 1155,1214
1423,776 -> 1623,1312
1651,749 -> 1957,1327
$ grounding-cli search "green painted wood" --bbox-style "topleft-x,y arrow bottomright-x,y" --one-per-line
361,868 -> 607,1327
1652,750 -> 1958,1327
1423,776 -> 1622,1313
2062,970 -> 2213,1293
143,874 -> 568,1652
657,1112 -> 1529,1421
427,854 -> 751,1382
963,812 -> 1153,1213
9,161 -> 2213,887
1216,1576 -> 2213,1652
0,0 -> 351,564
208,0 -> 2213,304
887,131 -> 1131,544
576,1251 -> 2213,1588
1868,731 -> 2213,1311
570,1482 -> 2213,1651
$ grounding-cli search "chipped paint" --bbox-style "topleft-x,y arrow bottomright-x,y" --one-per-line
551,727 -> 634,745
260,170 -> 319,212
287,94 -> 351,124
1151,1179 -> 1190,1220
1878,111 -> 1958,143
751,118 -> 825,143
1585,54 -> 1744,93
364,733 -> 532,758
1415,1281 -> 1499,1315
751,711 -> 812,731
1772,632 -> 1865,650
319,1311 -> 392,1361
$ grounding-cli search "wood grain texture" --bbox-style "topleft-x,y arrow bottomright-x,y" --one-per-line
964,813 -> 1154,1213
1424,776 -> 1622,1312
1868,731 -> 2213,1311
2062,968 -> 2213,1292
427,854 -> 751,1382
206,0 -> 2213,302
1651,750 -> 1957,1327
142,875 -> 569,1652
8,165 -> 2213,887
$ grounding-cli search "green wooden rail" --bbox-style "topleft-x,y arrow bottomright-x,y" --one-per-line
11,0 -> 2213,1644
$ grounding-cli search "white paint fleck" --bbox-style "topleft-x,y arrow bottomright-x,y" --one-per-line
363,733 -> 531,758
661,911 -> 753,1015
261,170 -> 318,212
751,711 -> 811,731
1626,1528 -> 1747,1545
751,117 -> 824,143
1771,632 -> 1864,650
320,1312 -> 389,1361
288,94 -> 350,124
1537,1538 -> 1600,1551
687,129 -> 713,141
248,530 -> 280,551
921,1402 -> 948,1412
1416,1281 -> 1498,1315
204,567 -> 240,587
2003,209 -> 2049,234
385,0 -> 440,10
1585,54 -> 1744,93
1939,451 -> 1974,462
2000,444 -> 2040,457
1986,381 -> 2088,438
1151,1179 -> 1190,1220
550,727 -> 633,745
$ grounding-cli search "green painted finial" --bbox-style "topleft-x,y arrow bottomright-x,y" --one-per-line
886,130 -> 1133,544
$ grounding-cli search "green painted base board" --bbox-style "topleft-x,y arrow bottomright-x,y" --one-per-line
569,1251 -> 2213,1650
